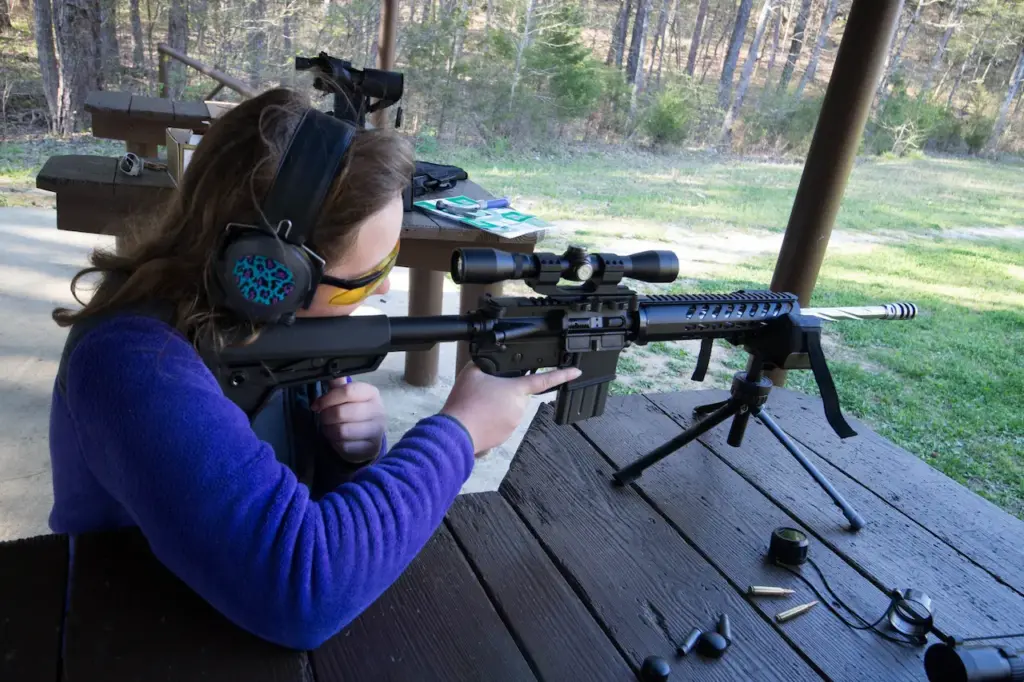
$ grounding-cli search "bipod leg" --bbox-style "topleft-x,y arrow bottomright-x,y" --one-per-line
613,399 -> 739,486
754,409 -> 866,532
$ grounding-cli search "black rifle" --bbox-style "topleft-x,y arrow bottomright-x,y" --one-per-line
295,52 -> 404,127
204,246 -> 917,531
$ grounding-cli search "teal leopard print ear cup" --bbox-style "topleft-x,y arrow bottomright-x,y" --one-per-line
232,255 -> 297,305
214,228 -> 317,324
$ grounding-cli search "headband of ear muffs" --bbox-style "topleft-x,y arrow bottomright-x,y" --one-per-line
213,108 -> 357,325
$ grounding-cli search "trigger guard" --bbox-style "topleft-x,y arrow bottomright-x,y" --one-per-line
473,357 -> 527,378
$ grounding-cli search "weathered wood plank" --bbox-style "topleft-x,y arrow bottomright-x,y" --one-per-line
172,99 -> 212,126
35,155 -> 116,196
128,95 -> 176,121
500,405 -> 820,681
576,394 -> 926,679
648,389 -> 1024,645
768,388 -> 1024,596
84,90 -> 132,114
0,534 -> 69,682
311,524 -> 537,682
64,528 -> 311,682
54,194 -> 125,235
445,492 -> 635,681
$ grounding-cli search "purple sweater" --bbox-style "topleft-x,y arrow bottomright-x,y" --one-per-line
48,315 -> 475,650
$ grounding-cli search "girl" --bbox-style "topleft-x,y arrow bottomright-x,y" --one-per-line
49,88 -> 579,650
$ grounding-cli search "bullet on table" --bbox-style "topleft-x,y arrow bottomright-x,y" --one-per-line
748,586 -> 796,597
775,600 -> 819,623
677,627 -> 702,656
717,613 -> 732,643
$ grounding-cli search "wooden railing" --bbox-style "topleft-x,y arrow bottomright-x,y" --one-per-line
156,43 -> 256,100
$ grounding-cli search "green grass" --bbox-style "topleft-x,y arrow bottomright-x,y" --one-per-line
682,239 -> 1024,518
446,148 -> 1024,236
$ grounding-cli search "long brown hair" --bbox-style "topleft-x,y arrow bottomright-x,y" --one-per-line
53,87 -> 414,349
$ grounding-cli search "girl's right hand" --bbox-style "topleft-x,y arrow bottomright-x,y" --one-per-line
440,364 -> 583,455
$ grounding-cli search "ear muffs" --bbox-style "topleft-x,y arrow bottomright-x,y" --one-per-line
214,224 -> 320,324
211,108 -> 356,326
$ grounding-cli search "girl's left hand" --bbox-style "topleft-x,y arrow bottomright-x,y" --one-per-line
312,379 -> 387,463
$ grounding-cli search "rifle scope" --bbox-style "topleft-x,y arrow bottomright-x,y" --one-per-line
452,247 -> 679,285
924,643 -> 1024,682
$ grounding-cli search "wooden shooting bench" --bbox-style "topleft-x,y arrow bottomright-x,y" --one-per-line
34,155 -> 542,386
3,388 -> 1022,681
84,90 -> 235,157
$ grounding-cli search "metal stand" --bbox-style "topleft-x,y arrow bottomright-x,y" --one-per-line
612,366 -> 866,532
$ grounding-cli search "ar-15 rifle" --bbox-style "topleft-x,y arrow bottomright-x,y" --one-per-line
205,246 -> 916,531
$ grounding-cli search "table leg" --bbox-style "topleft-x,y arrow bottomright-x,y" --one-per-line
403,268 -> 445,387
456,283 -> 502,373
126,141 -> 159,158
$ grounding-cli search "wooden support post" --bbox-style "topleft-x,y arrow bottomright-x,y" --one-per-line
770,0 -> 903,305
767,0 -> 903,385
403,268 -> 445,387
371,0 -> 399,129
157,53 -> 168,98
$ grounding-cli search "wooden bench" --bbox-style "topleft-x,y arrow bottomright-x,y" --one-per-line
4,388 -> 1023,680
35,154 -> 543,386
85,90 -> 235,157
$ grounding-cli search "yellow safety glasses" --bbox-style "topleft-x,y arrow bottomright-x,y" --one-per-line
321,242 -> 400,306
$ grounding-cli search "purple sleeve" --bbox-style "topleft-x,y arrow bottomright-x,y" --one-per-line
63,317 -> 475,650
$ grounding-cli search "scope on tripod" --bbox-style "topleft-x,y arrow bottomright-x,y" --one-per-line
925,643 -> 1024,682
452,246 -> 679,287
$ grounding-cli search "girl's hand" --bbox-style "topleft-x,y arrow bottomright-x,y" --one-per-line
312,379 -> 387,463
440,364 -> 582,455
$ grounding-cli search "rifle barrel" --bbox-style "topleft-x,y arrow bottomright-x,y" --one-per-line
801,303 -> 917,321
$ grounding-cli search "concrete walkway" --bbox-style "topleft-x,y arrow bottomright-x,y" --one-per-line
0,208 -> 543,541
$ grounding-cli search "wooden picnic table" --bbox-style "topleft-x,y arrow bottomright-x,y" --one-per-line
3,387 -> 1022,681
35,155 -> 543,386
84,90 -> 234,157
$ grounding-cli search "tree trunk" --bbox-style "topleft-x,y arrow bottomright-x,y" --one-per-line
776,0 -> 810,92
766,2 -> 782,74
129,0 -> 144,72
721,0 -> 773,140
509,0 -> 535,101
947,13 -> 995,109
684,0 -> 709,76
283,2 -> 294,62
54,0 -> 101,134
626,0 -> 649,84
718,0 -> 754,109
1,0 -> 12,30
647,0 -> 673,84
627,0 -> 650,123
921,0 -> 965,97
698,0 -> 723,82
20,0 -> 29,9
98,0 -> 120,87
794,0 -> 837,98
437,0 -> 465,140
165,0 -> 187,96
987,44 -> 1024,152
33,0 -> 60,127
606,0 -> 632,68
245,0 -> 265,88
755,2 -> 783,108
654,0 -> 676,84
877,0 -> 916,101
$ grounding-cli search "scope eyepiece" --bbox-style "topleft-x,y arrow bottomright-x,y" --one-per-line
925,643 -> 1024,682
451,246 -> 679,286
